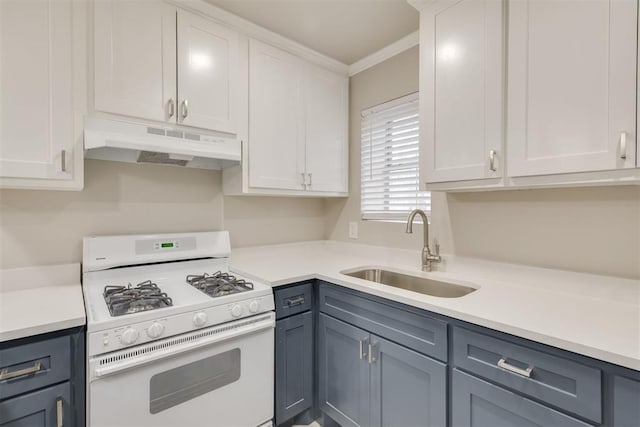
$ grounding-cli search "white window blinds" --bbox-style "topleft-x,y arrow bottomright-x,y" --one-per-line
361,92 -> 430,221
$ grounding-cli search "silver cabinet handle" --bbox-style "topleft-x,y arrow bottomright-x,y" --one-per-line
0,361 -> 42,380
359,338 -> 369,360
307,173 -> 312,187
620,131 -> 627,160
56,398 -> 63,427
489,150 -> 497,172
181,99 -> 189,120
497,358 -> 533,378
368,342 -> 377,364
167,99 -> 175,119
285,295 -> 305,306
61,150 -> 67,172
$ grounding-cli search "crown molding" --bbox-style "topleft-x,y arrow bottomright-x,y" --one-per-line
348,30 -> 419,77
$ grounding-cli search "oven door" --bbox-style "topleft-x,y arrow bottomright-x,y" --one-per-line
88,313 -> 275,427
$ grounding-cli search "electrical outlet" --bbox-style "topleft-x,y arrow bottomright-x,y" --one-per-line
348,222 -> 358,239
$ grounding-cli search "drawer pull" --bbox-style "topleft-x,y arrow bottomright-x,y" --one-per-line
497,358 -> 533,378
56,398 -> 63,427
285,295 -> 305,306
0,361 -> 42,380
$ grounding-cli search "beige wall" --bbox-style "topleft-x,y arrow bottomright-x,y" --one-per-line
446,187 -> 640,278
0,159 -> 325,270
324,46 -> 640,279
224,196 -> 325,248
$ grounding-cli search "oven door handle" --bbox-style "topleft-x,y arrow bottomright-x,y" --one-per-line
92,314 -> 274,381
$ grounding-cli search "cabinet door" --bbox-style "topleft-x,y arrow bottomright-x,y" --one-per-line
0,382 -> 70,427
0,0 -> 74,181
507,0 -> 637,177
177,10 -> 239,133
613,375 -> 640,427
452,369 -> 593,427
304,64 -> 348,193
421,0 -> 504,183
248,39 -> 305,191
370,336 -> 446,427
275,312 -> 314,425
318,314 -> 370,427
94,0 -> 176,123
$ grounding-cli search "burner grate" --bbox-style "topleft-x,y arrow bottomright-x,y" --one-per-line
186,272 -> 253,298
103,280 -> 173,317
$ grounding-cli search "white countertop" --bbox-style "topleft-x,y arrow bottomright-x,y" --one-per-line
0,263 -> 86,343
230,240 -> 640,371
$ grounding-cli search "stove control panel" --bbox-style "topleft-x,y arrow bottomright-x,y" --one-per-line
88,294 -> 275,356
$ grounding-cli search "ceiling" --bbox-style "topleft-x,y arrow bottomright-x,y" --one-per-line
205,0 -> 419,65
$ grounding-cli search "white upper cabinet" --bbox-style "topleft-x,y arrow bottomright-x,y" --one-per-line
507,0 -> 637,177
93,1 -> 241,135
0,0 -> 84,190
421,0 -> 504,184
248,39 -> 305,191
177,10 -> 239,133
304,63 -> 348,193
94,0 -> 176,123
244,39 -> 348,195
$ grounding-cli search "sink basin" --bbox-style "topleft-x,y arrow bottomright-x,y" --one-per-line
341,267 -> 477,298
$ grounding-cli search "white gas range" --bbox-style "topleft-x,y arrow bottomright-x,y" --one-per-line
82,231 -> 275,427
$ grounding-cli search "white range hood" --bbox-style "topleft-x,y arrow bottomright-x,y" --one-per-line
84,117 -> 241,170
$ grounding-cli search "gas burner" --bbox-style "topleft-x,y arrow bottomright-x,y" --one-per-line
103,280 -> 173,317
186,272 -> 254,298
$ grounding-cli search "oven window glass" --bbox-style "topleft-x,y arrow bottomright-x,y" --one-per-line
149,348 -> 241,414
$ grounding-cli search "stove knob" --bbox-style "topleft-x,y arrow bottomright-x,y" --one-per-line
249,300 -> 260,313
230,304 -> 243,318
193,312 -> 207,327
147,322 -> 164,338
120,328 -> 139,345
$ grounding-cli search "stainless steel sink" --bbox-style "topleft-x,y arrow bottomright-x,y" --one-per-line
342,267 -> 477,298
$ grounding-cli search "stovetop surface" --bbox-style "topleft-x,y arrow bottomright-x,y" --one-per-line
82,258 -> 271,330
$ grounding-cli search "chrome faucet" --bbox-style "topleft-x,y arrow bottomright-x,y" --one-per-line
405,209 -> 441,272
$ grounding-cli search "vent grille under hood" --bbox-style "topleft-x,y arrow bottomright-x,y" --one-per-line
84,117 -> 241,170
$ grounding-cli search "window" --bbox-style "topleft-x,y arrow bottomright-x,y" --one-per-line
360,92 -> 430,221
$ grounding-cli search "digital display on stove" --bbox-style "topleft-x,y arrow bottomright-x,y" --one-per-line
161,242 -> 174,248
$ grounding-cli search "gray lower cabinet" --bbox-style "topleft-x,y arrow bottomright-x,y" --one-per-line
0,328 -> 84,427
452,369 -> 594,427
0,381 -> 70,427
319,313 -> 371,427
319,313 -> 446,427
277,282 -> 640,427
275,311 -> 314,425
370,336 -> 446,427
612,375 -> 640,427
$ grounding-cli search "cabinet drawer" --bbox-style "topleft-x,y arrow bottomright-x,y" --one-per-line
0,335 -> 71,400
453,327 -> 601,423
452,369 -> 594,427
319,283 -> 448,361
274,282 -> 313,319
